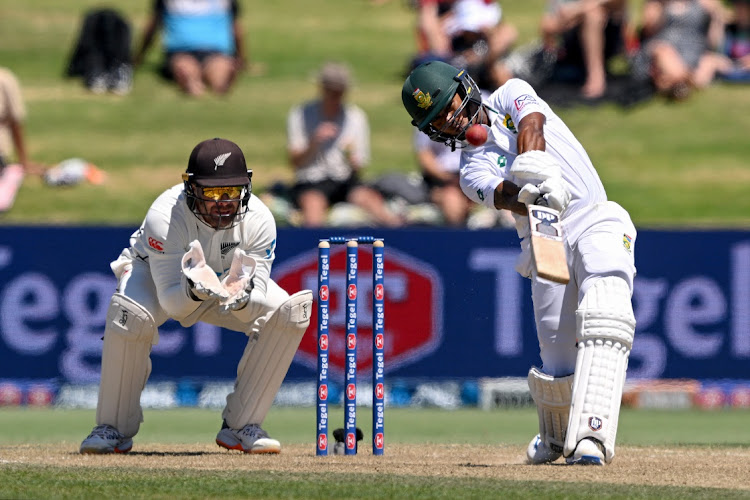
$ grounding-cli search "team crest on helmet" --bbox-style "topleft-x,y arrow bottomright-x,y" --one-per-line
213,152 -> 232,170
412,88 -> 432,109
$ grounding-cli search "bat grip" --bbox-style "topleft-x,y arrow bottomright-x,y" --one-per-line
534,195 -> 548,207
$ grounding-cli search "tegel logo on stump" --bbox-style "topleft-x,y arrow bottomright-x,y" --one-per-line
274,245 -> 443,375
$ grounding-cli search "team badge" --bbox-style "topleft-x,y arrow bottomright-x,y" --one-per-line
498,155 -> 507,168
221,241 -> 239,256
623,234 -> 632,253
412,88 -> 432,109
503,114 -> 516,133
213,152 -> 231,170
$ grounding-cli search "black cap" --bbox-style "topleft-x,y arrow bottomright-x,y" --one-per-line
185,138 -> 250,187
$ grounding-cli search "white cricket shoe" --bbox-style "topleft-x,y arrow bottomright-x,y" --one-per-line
525,434 -> 562,464
79,424 -> 133,454
566,438 -> 605,465
216,423 -> 281,454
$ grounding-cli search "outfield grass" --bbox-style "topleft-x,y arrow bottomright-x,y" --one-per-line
1,407 -> 749,447
1,1 -> 748,227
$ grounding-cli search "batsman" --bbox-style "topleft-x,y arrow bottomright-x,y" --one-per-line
80,138 -> 313,454
402,61 -> 637,465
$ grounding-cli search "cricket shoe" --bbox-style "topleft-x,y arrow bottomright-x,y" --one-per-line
216,422 -> 281,454
525,434 -> 562,464
566,438 -> 605,466
79,424 -> 133,454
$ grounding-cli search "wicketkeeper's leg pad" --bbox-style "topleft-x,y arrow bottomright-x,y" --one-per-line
528,367 -> 574,453
96,293 -> 158,438
564,276 -> 636,463
223,290 -> 313,428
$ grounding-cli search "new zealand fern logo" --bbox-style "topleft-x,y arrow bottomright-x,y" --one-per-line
412,88 -> 432,109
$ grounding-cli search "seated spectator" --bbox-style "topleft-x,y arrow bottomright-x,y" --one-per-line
540,0 -> 630,99
134,0 -> 247,96
286,62 -> 402,228
0,67 -> 42,174
631,0 -> 729,99
412,0 -> 517,90
413,129 -> 472,226
718,0 -> 750,81
415,0 -> 459,60
0,67 -> 46,212
492,1 -> 633,104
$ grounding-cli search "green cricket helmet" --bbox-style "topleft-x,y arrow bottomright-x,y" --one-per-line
401,60 -> 483,149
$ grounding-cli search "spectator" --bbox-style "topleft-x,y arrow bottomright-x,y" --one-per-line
540,0 -> 630,99
631,0 -> 729,99
415,0 -> 458,60
412,129 -> 473,226
0,67 -> 42,173
718,0 -> 750,81
286,62 -> 402,228
413,0 -> 518,90
134,0 -> 247,96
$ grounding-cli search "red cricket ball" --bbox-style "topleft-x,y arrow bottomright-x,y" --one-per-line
465,124 -> 488,146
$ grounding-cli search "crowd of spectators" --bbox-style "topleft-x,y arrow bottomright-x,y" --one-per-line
6,0 -> 748,226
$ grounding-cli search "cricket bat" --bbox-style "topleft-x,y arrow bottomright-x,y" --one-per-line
528,203 -> 569,284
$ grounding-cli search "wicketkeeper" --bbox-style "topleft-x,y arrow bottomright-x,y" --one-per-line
402,61 -> 637,465
80,138 -> 313,454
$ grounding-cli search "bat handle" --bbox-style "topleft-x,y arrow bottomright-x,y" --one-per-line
534,195 -> 548,207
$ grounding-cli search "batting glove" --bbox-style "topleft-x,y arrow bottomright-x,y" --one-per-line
510,150 -> 562,184
517,183 -> 542,206
538,176 -> 571,214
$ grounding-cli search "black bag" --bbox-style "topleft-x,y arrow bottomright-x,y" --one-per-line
65,8 -> 132,89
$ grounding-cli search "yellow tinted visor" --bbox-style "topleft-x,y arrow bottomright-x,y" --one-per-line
201,186 -> 244,201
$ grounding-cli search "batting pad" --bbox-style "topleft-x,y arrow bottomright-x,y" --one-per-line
528,367 -> 573,453
223,290 -> 313,428
564,277 -> 636,463
96,293 -> 158,438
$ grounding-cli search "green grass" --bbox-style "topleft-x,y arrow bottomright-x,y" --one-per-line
1,406 -> 749,446
0,0 -> 748,226
3,467 -> 745,500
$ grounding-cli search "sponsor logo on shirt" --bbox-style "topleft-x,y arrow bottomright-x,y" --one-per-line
148,237 -> 164,253
265,238 -> 276,259
514,94 -> 537,112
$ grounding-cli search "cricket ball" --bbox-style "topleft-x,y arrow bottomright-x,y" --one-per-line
466,124 -> 488,146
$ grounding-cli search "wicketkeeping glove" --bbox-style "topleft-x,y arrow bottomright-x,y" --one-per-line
181,240 -> 230,301
219,249 -> 257,312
